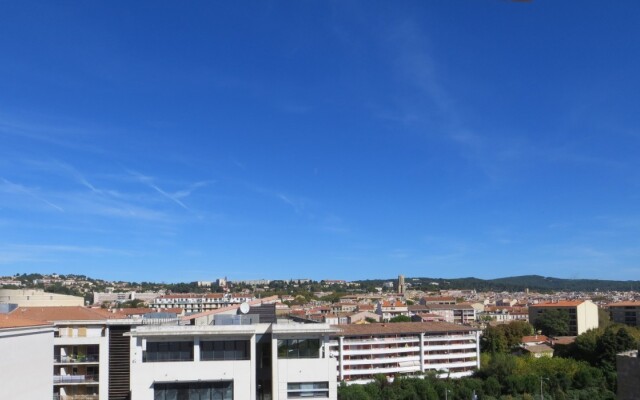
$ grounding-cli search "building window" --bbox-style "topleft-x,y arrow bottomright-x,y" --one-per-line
200,340 -> 249,361
287,382 -> 329,398
277,339 -> 320,359
144,341 -> 194,362
154,381 -> 232,400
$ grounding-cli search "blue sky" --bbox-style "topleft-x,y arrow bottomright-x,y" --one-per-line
1,2 -> 639,282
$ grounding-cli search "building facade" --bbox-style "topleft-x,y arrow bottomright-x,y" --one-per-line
128,320 -> 338,399
528,300 -> 599,336
329,322 -> 480,384
608,301 -> 640,327
151,293 -> 254,314
0,315 -> 55,400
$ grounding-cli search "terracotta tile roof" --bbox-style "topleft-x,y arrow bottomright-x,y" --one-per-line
380,301 -> 406,308
608,301 -> 640,307
0,314 -> 53,329
333,321 -> 478,336
521,335 -> 549,343
550,336 -> 576,345
11,306 -> 125,322
421,296 -> 456,302
530,301 -> 585,308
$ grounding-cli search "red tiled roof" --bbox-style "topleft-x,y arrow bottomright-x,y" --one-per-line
530,301 -> 585,308
608,301 -> 640,307
0,314 -> 53,329
333,321 -> 478,336
11,306 -> 125,322
521,335 -> 549,343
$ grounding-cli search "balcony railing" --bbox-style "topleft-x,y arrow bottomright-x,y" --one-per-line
54,355 -> 99,363
53,395 -> 98,400
53,375 -> 99,384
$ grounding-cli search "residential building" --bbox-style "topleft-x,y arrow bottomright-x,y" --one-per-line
376,301 -> 409,322
128,306 -> 339,400
528,300 -> 599,335
483,306 -> 529,322
0,315 -> 55,400
93,291 -> 162,305
151,293 -> 254,314
329,322 -> 480,384
410,303 -> 476,324
608,301 -> 640,327
420,296 -> 456,305
0,288 -> 84,307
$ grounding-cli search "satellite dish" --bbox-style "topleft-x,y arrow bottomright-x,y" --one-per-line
239,302 -> 250,314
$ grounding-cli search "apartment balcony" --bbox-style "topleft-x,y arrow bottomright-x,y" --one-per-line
343,346 -> 420,356
53,395 -> 98,400
53,375 -> 99,385
426,343 -> 476,351
54,355 -> 99,364
343,354 -> 420,366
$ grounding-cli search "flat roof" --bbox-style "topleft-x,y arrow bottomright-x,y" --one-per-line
333,322 -> 478,337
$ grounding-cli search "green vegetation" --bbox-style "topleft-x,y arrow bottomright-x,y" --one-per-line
338,355 -> 615,399
389,315 -> 412,323
481,321 -> 534,354
532,309 -> 570,336
339,322 -> 640,399
355,275 -> 640,292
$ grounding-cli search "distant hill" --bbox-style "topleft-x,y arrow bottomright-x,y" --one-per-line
355,275 -> 640,292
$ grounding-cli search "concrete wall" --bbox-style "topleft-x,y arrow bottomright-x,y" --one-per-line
577,301 -> 599,335
0,289 -> 84,307
0,325 -> 54,400
617,350 -> 640,400
129,336 -> 255,400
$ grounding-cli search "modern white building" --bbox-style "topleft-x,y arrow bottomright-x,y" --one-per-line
329,322 -> 481,384
0,315 -> 55,400
128,307 -> 339,400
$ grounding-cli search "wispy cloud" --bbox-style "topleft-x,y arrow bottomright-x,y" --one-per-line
0,177 -> 64,212
128,169 -> 211,211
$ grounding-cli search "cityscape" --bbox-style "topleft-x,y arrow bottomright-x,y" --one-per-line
2,272 -> 640,399
2,1 -> 640,400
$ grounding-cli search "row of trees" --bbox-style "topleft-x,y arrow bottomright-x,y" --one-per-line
338,354 -> 615,399
340,318 -> 640,399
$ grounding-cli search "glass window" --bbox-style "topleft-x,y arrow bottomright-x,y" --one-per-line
287,382 -> 329,398
277,339 -> 321,359
154,382 -> 233,400
200,340 -> 249,361
144,341 -> 194,362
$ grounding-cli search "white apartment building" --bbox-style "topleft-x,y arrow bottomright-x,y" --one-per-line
329,322 -> 481,384
128,313 -> 338,399
0,315 -> 55,400
151,293 -> 254,314
376,301 -> 409,322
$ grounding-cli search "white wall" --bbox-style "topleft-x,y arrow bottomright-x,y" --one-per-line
577,301 -> 599,335
0,325 -> 54,400
129,336 -> 255,400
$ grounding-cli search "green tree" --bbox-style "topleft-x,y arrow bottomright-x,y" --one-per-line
533,309 -> 570,336
389,315 -> 411,323
481,326 -> 508,354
